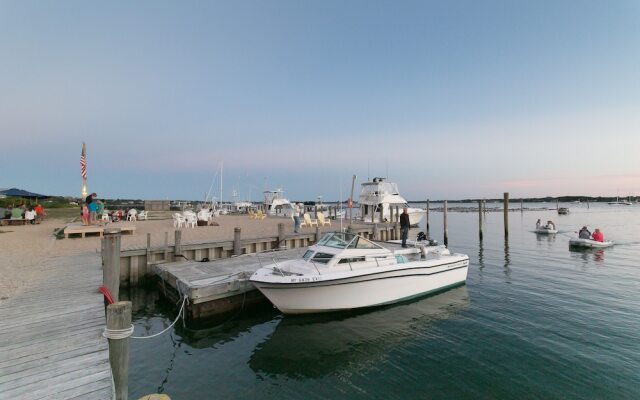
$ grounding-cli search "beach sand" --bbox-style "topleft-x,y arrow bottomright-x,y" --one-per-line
0,213 -> 354,305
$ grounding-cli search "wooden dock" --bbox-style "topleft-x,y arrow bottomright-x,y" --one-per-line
0,253 -> 112,399
154,248 -> 302,320
63,222 -> 136,238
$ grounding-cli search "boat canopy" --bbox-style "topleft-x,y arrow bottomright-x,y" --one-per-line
316,232 -> 384,250
360,180 -> 400,197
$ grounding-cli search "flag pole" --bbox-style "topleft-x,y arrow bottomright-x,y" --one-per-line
81,142 -> 87,199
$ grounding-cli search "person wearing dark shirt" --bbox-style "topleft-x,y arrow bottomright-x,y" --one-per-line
400,207 -> 410,248
578,226 -> 591,239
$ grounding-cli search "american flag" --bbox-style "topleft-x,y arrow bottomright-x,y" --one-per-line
80,144 -> 87,179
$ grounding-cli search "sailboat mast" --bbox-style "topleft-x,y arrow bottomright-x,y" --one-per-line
220,161 -> 223,207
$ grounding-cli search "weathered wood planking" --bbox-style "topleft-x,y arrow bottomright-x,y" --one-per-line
0,253 -> 112,400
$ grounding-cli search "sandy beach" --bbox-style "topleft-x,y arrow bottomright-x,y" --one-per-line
0,212 -> 353,305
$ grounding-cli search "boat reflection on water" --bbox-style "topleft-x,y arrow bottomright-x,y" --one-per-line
569,246 -> 606,263
248,286 -> 470,378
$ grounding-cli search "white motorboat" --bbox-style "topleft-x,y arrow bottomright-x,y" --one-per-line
250,231 -> 469,314
569,238 -> 614,248
263,189 -> 293,216
358,177 -> 424,226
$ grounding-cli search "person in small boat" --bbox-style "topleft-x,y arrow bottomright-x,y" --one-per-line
578,226 -> 591,239
536,219 -> 542,229
592,228 -> 604,242
545,220 -> 556,230
400,207 -> 410,248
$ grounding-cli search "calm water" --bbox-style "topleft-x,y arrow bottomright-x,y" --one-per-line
125,203 -> 640,399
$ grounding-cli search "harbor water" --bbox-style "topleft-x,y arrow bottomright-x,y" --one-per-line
125,203 -> 640,399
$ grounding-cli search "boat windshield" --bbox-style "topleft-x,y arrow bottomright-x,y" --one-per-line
316,232 -> 383,250
316,232 -> 357,249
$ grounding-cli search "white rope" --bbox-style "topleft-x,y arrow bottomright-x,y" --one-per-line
103,295 -> 189,340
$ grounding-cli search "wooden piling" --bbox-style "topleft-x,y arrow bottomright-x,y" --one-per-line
107,301 -> 132,400
174,230 -> 182,261
504,192 -> 509,237
426,199 -> 430,233
520,199 -> 524,214
315,225 -> 320,242
373,224 -> 378,240
478,200 -> 484,240
556,198 -> 559,211
145,233 -> 151,267
102,228 -> 122,303
278,223 -> 285,247
163,232 -> 169,262
233,227 -> 242,256
443,200 -> 448,246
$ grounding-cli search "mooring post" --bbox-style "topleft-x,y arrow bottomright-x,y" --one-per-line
504,192 -> 509,237
373,224 -> 378,240
315,225 -> 320,242
163,232 -> 169,262
478,200 -> 484,240
102,228 -> 122,303
174,230 -> 182,261
278,223 -> 285,248
233,227 -> 242,256
556,198 -> 559,211
107,301 -> 132,400
521,199 -> 524,214
443,200 -> 449,247
426,199 -> 430,233
146,233 -> 151,266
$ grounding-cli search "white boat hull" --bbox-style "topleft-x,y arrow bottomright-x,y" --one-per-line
569,238 -> 614,248
535,228 -> 558,234
251,257 -> 468,314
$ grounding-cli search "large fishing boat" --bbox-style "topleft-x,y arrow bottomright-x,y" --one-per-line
250,231 -> 469,314
358,177 -> 424,226
263,189 -> 293,216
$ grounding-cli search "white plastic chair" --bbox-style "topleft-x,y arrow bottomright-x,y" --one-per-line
127,209 -> 138,221
185,214 -> 197,228
137,210 -> 148,220
173,213 -> 185,228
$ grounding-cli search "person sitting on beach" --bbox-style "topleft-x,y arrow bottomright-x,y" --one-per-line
591,228 -> 604,242
546,220 -> 556,230
536,219 -> 542,229
11,206 -> 23,219
578,226 -> 591,239
25,207 -> 37,225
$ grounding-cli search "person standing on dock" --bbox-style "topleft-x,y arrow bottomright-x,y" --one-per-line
400,207 -> 410,248
293,202 -> 302,233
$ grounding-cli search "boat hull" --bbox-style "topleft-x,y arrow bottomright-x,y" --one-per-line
535,228 -> 558,234
251,258 -> 468,314
569,238 -> 614,248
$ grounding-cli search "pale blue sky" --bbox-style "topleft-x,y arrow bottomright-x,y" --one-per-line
1,1 -> 639,201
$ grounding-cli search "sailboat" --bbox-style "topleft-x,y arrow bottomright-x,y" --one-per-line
608,191 -> 632,206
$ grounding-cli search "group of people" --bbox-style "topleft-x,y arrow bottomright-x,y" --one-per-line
579,226 -> 605,242
1,203 -> 46,224
81,193 -> 104,225
536,219 -> 556,230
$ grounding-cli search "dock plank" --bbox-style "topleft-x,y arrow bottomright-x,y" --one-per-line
0,253 -> 112,400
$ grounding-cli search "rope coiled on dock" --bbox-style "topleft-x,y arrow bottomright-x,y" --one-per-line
103,295 -> 189,340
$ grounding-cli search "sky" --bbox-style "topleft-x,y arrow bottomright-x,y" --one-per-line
1,0 -> 639,201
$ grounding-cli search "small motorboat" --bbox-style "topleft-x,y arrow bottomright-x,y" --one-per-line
569,238 -> 614,248
250,231 -> 469,314
535,226 -> 558,234
558,207 -> 570,215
